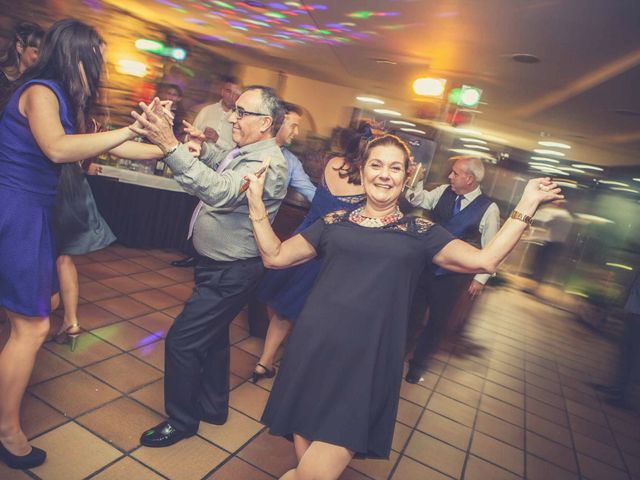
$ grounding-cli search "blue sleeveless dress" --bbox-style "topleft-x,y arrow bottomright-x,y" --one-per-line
0,80 -> 74,316
256,174 -> 365,322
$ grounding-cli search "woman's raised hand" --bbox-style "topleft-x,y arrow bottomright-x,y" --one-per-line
521,177 -> 564,207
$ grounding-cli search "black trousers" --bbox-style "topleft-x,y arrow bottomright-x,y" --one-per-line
408,270 -> 474,370
616,312 -> 640,396
164,255 -> 264,432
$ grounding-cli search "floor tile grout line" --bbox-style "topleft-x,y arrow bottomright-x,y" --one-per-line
459,366 -> 490,480
595,390 -> 635,477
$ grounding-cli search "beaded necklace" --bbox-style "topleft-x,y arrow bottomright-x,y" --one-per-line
349,205 -> 403,228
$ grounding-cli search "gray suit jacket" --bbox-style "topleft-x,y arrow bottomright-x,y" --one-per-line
165,137 -> 288,261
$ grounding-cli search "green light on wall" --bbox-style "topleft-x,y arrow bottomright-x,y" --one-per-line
266,11 -> 287,18
349,11 -> 373,19
448,85 -> 482,108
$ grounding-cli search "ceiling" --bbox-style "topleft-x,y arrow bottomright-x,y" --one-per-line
44,0 -> 640,166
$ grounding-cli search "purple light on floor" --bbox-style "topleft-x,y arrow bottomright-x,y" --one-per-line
244,0 -> 265,7
299,24 -> 316,30
310,4 -> 327,10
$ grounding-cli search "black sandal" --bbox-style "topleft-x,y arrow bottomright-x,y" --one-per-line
250,362 -> 276,384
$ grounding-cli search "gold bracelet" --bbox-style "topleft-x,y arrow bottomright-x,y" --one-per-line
249,212 -> 269,222
510,209 -> 533,225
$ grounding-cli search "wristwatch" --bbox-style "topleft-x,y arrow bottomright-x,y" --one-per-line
510,209 -> 533,225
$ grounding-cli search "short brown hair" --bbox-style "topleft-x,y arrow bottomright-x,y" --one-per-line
362,134 -> 412,172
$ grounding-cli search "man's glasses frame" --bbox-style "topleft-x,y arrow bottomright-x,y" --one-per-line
231,105 -> 270,119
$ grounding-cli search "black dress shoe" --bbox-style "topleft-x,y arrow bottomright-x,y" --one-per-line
250,363 -> 276,384
171,256 -> 197,268
140,421 -> 196,447
405,367 -> 425,384
0,441 -> 46,469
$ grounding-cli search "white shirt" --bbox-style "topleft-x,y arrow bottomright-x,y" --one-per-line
407,184 -> 500,284
192,101 -> 236,152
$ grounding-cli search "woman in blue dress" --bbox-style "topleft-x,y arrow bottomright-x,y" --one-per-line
252,129 -> 366,382
0,19 -> 163,469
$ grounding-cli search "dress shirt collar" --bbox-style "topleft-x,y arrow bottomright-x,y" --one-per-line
235,137 -> 278,157
461,186 -> 482,203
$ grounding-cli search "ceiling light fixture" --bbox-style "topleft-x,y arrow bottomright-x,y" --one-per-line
459,138 -> 487,144
512,53 -> 540,64
611,187 -> 639,194
572,164 -> 603,171
356,96 -> 385,105
600,180 -> 629,187
463,144 -> 490,151
454,128 -> 483,136
373,108 -> 402,116
413,77 -> 447,97
533,149 -> 565,157
374,58 -> 397,65
633,178 -> 640,182
530,156 -> 560,163
538,141 -> 571,149
390,120 -> 416,127
400,128 -> 426,134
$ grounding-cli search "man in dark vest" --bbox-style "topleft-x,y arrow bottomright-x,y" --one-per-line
404,155 -> 500,384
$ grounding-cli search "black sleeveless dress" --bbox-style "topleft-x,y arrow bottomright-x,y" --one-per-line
262,210 -> 454,458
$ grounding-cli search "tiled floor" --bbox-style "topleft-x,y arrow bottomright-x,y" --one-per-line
2,244 -> 639,479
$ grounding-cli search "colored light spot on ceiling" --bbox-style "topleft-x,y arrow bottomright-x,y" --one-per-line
184,17 -> 206,24
214,0 -> 235,8
317,29 -> 331,35
284,1 -> 300,6
265,11 -> 286,18
267,2 -> 287,10
244,0 -> 265,8
247,19 -> 270,26
348,11 -> 373,19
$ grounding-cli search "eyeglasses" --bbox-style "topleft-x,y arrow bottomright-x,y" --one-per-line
231,105 -> 270,119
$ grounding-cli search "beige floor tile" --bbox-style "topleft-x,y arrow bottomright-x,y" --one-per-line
78,280 -> 122,302
475,411 -> 524,449
339,468 -> 372,480
391,421 -> 412,452
29,347 -> 76,385
130,271 -> 177,288
76,262 -> 121,281
232,308 -> 250,331
130,254 -> 172,270
525,431 -> 578,473
237,431 -> 297,477
391,456 -> 451,479
199,408 -> 264,452
464,455 -> 523,480
86,353 -> 162,392
229,382 -> 270,421
130,339 -> 165,370
235,336 -> 266,358
77,397 -> 164,452
92,456 -> 164,480
30,422 -> 122,480
100,275 -> 151,294
163,305 -> 184,319
396,398 -> 423,427
131,311 -> 175,337
43,332 -> 122,367
526,454 -> 579,480
230,345 -> 259,379
569,414 -> 616,447
133,434 -> 229,480
95,296 -> 155,320
230,323 -> 251,345
527,412 -> 573,447
417,410 -> 472,450
572,430 -> 625,470
92,321 -> 161,351
349,451 -> 399,480
130,289 -> 183,310
73,303 -> 123,330
159,282 -> 194,302
441,364 -> 485,391
428,392 -> 477,427
206,457 -> 274,480
157,266 -> 195,283
30,370 -> 121,417
436,377 -> 482,408
230,373 -> 246,390
578,453 -> 630,480
103,259 -> 149,275
399,380 -> 431,406
470,431 -> 524,476
21,393 -> 67,439
404,430 -> 465,478
483,380 -> 525,409
130,379 -> 165,415
526,396 -> 568,426
479,394 -> 524,427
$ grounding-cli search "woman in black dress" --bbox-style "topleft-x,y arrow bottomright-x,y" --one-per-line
245,134 -> 562,479
0,22 -> 44,107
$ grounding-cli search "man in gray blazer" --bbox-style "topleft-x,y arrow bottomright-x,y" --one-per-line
131,86 -> 288,447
